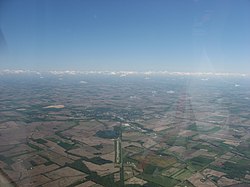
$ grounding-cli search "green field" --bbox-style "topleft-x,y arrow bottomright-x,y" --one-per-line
124,145 -> 144,154
171,169 -> 193,181
188,156 -> 214,171
178,180 -> 195,187
139,174 -> 180,187
187,123 -> 221,134
209,160 -> 250,179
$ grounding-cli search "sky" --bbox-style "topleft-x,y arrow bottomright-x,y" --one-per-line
0,0 -> 250,73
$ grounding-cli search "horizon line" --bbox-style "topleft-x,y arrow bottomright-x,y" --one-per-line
0,69 -> 248,77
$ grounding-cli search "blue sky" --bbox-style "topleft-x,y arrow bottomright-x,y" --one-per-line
0,0 -> 250,72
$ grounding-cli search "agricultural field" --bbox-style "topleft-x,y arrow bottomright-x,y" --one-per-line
1,75 -> 250,186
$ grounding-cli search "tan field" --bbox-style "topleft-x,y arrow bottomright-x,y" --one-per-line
18,175 -> 51,187
42,167 -> 88,187
125,177 -> 147,185
43,105 -> 65,109
83,161 -> 119,177
217,176 -> 240,187
188,173 -> 217,187
75,180 -> 98,187
202,169 -> 226,178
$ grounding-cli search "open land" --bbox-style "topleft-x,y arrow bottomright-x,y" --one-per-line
1,74 -> 250,186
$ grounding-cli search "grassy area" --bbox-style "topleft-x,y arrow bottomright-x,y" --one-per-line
210,175 -> 220,183
30,160 -> 38,167
166,136 -> 193,148
139,174 -> 179,187
0,155 -> 14,165
27,142 -> 43,151
203,126 -> 221,134
38,154 -> 54,166
89,157 -> 112,165
209,161 -> 250,179
132,153 -> 177,168
188,156 -> 214,171
46,137 -> 59,143
171,169 -> 193,181
125,185 -> 142,187
68,160 -> 90,173
187,123 -> 221,134
32,138 -> 48,144
58,141 -> 76,150
236,145 -> 250,158
161,167 -> 180,177
95,130 -> 119,139
47,137 -> 78,151
143,164 -> 162,175
178,180 -> 195,187
187,123 -> 197,131
92,144 -> 104,150
124,145 -> 144,154
192,143 -> 215,152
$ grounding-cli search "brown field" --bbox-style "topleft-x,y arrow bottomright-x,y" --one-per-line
220,152 -> 234,160
0,161 -> 8,169
168,146 -> 186,154
1,144 -> 34,157
6,163 -> 59,182
68,121 -> 106,135
40,121 -> 76,132
178,130 -> 196,137
223,140 -> 240,146
125,177 -> 147,186
97,143 -> 114,154
42,175 -> 84,187
75,180 -> 96,187
122,141 -> 143,149
100,151 -> 115,162
72,136 -> 113,147
26,164 -> 59,177
202,169 -> 226,178
189,149 -> 217,159
217,177 -> 240,187
83,161 -> 119,177
68,147 -> 99,159
142,117 -> 176,131
0,122 -> 36,146
162,167 -> 180,176
42,166 -> 88,187
188,173 -> 217,187
133,153 -> 177,168
12,154 -> 47,166
123,132 -> 147,142
18,174 -> 51,186
142,138 -> 157,148
39,151 -> 74,166
44,166 -> 87,180
43,140 -> 79,160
